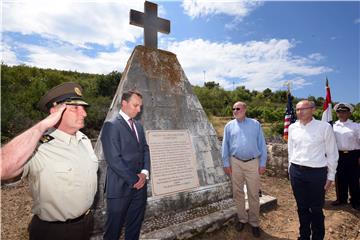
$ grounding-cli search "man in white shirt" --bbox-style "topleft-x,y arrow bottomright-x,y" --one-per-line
288,100 -> 338,240
332,102 -> 360,210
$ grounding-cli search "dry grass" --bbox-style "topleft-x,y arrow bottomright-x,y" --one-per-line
208,116 -> 231,139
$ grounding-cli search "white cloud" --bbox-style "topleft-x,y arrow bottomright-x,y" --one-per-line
4,36 -> 331,92
3,0 -> 144,47
181,0 -> 263,19
1,0 -> 169,72
308,53 -> 325,61
354,18 -> 360,24
1,43 -> 19,66
165,38 -> 331,91
2,0 -> 331,94
5,41 -> 132,74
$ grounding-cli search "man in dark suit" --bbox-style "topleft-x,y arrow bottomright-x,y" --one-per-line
101,90 -> 150,240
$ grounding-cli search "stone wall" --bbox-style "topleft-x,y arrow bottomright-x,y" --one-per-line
266,143 -> 289,177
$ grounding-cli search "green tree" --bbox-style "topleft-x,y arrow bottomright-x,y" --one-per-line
96,71 -> 122,96
204,81 -> 220,89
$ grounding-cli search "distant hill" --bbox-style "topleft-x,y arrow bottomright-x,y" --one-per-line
2,64 -> 359,143
1,64 -> 121,142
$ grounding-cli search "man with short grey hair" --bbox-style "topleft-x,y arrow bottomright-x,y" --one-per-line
1,82 -> 98,240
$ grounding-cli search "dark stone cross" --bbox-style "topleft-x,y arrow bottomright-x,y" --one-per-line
130,1 -> 170,49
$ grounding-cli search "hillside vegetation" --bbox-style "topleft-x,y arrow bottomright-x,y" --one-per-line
2,64 -> 359,143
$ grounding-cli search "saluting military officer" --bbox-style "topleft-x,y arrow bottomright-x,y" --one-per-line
332,102 -> 360,210
1,82 -> 98,240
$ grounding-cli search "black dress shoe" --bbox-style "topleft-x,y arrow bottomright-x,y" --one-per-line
351,203 -> 360,211
252,226 -> 261,238
235,221 -> 245,232
331,200 -> 347,206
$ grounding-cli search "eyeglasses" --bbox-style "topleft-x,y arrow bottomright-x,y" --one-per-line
232,108 -> 241,111
296,107 -> 314,112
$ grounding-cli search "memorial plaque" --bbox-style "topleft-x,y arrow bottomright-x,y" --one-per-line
147,130 -> 200,197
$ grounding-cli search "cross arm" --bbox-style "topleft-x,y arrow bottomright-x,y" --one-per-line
130,9 -> 144,27
157,18 -> 170,34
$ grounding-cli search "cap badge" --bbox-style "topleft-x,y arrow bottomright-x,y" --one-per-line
74,87 -> 82,96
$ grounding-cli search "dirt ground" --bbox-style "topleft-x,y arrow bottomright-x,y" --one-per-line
198,175 -> 360,240
1,175 -> 359,240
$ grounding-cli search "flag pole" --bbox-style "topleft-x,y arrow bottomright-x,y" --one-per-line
283,81 -> 296,141
321,77 -> 333,125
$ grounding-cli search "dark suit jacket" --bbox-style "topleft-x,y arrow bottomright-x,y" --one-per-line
101,114 -> 150,198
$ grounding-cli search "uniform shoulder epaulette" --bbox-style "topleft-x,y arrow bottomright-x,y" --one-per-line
78,131 -> 89,140
39,134 -> 54,144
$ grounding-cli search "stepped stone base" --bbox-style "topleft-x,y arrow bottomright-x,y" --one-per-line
90,194 -> 277,240
140,194 -> 277,240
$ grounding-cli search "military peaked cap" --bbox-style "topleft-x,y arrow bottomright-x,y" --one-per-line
39,82 -> 89,112
334,102 -> 354,113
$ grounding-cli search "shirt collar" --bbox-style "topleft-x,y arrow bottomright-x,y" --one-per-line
299,117 -> 315,127
50,129 -> 83,145
119,110 -> 131,121
236,117 -> 247,123
335,119 -> 353,126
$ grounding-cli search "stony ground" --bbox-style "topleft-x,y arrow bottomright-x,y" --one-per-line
197,175 -> 360,240
1,175 -> 359,240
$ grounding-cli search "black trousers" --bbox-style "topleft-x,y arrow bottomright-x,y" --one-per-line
335,150 -> 360,206
28,212 -> 93,240
290,164 -> 327,240
104,188 -> 147,240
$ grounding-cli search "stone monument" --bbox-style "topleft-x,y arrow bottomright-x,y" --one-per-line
91,1 -> 276,239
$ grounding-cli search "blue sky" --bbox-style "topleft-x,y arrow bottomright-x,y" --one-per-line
2,0 -> 359,104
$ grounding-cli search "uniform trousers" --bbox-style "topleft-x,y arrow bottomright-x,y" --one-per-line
28,211 -> 93,240
290,164 -> 327,240
230,156 -> 260,227
336,150 -> 360,207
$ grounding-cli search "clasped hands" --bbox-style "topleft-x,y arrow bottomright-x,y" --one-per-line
133,173 -> 146,190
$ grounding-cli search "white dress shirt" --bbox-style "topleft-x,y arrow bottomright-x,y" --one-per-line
120,110 -> 139,140
288,118 -> 339,181
333,119 -> 360,151
119,110 -> 149,179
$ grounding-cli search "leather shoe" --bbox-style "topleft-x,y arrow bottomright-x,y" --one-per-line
331,200 -> 347,206
235,221 -> 245,232
351,204 -> 360,211
252,226 -> 261,238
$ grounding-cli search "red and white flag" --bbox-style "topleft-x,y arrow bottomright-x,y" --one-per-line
321,77 -> 333,124
283,91 -> 296,141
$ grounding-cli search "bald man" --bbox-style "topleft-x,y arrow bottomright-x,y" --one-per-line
288,100 -> 338,240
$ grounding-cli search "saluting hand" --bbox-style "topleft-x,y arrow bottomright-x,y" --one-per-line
39,104 -> 67,132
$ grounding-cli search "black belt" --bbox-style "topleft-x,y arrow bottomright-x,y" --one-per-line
48,209 -> 91,224
339,150 -> 358,154
233,155 -> 256,162
291,163 -> 327,170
